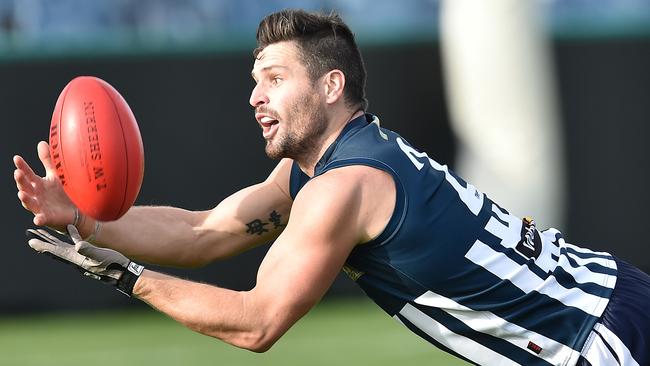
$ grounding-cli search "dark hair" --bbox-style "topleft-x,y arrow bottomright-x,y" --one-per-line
255,9 -> 368,111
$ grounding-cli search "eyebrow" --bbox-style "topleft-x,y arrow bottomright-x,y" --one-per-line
251,65 -> 288,80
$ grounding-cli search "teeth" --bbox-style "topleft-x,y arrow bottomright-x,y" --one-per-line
260,117 -> 274,123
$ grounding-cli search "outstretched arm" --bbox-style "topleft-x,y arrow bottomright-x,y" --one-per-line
133,166 -> 391,351
86,159 -> 294,267
15,141 -> 294,267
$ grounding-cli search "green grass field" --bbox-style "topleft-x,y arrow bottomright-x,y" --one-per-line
0,297 -> 469,366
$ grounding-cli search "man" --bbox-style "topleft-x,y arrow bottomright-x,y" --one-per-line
13,9 -> 649,366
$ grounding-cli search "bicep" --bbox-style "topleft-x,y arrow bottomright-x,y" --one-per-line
196,159 -> 294,260
248,175 -> 363,338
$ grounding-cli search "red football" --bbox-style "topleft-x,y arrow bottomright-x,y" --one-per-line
49,76 -> 144,221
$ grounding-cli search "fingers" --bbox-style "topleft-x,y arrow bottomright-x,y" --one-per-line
14,167 -> 36,195
28,238 -> 52,253
27,235 -> 84,268
37,141 -> 56,175
26,227 -> 74,252
67,224 -> 82,243
26,228 -> 60,252
33,213 -> 46,226
75,240 -> 129,267
14,144 -> 68,226
17,190 -> 39,212
13,155 -> 40,186
72,228 -> 130,267
15,167 -> 41,216
34,228 -> 67,244
66,225 -> 103,258
14,141 -> 54,183
26,228 -> 46,241
14,154 -> 42,216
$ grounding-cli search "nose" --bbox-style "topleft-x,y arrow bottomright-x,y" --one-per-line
249,83 -> 269,108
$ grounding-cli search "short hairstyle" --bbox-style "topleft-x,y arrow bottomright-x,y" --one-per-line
255,9 -> 368,111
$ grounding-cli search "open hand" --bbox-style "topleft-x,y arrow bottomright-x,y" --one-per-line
14,141 -> 75,231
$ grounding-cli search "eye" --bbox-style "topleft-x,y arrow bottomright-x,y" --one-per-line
271,76 -> 283,86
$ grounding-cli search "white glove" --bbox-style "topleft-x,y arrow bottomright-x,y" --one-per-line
27,224 -> 144,296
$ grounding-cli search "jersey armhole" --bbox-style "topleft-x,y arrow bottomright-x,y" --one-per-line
289,161 -> 310,200
319,158 -> 407,247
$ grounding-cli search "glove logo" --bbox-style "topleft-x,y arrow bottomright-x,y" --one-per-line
127,262 -> 144,276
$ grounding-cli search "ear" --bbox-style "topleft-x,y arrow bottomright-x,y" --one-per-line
323,70 -> 346,105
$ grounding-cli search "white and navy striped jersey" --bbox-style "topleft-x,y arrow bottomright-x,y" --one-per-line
289,114 -> 617,366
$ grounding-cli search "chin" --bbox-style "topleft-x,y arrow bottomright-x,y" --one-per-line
264,143 -> 283,160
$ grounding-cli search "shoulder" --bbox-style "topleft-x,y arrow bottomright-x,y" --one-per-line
298,165 -> 391,202
293,165 -> 396,243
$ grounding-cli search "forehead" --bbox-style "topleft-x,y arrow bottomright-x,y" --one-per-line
252,41 -> 303,74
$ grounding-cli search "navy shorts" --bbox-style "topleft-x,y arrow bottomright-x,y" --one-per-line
577,257 -> 650,366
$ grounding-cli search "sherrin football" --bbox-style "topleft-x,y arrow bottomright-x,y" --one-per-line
49,76 -> 144,221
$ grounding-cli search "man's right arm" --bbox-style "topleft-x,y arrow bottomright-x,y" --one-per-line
83,159 -> 294,267
14,141 -> 294,268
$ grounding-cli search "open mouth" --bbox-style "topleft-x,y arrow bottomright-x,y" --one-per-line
259,116 -> 280,139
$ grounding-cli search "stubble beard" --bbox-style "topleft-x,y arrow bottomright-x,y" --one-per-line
265,93 -> 328,161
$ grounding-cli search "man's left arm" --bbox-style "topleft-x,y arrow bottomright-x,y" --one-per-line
132,166 -> 391,352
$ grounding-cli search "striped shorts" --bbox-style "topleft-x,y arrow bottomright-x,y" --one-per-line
577,257 -> 650,366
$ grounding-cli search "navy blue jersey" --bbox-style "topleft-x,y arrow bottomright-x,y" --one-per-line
289,114 -> 617,366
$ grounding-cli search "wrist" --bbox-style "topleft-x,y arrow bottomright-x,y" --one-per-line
72,207 -> 80,227
75,209 -> 102,242
130,269 -> 148,298
116,262 -> 145,297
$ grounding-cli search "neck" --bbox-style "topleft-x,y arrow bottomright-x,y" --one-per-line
296,109 -> 364,176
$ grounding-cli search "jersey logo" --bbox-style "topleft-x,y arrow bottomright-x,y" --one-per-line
342,264 -> 364,281
527,341 -> 543,354
515,217 -> 542,260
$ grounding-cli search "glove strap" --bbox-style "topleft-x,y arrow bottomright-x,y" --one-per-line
116,262 -> 145,297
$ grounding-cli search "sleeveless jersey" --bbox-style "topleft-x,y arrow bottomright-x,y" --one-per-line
289,114 -> 617,366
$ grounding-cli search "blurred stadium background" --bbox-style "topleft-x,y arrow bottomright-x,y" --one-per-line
1,0 -> 649,365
